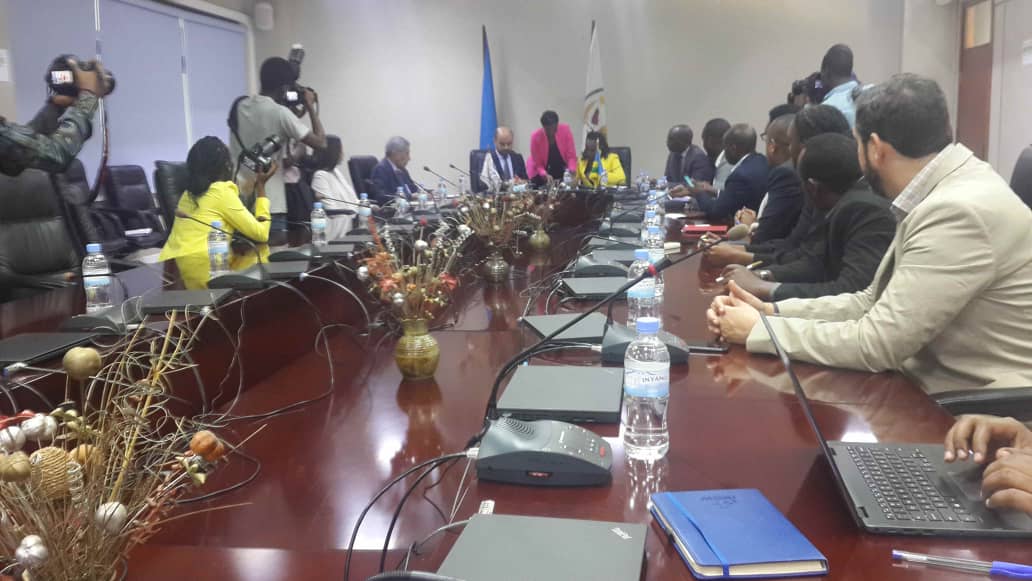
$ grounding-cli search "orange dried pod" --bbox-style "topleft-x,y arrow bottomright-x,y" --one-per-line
189,431 -> 218,458
202,441 -> 226,463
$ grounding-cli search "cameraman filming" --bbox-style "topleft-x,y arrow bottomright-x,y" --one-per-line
0,58 -> 112,176
229,57 -> 326,239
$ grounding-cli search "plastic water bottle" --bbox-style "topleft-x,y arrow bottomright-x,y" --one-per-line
82,243 -> 113,313
645,190 -> 660,215
358,193 -> 372,219
208,220 -> 230,278
642,210 -> 662,241
626,249 -> 657,330
437,179 -> 448,200
416,189 -> 429,211
562,169 -> 574,189
645,226 -> 665,300
311,202 -> 327,244
395,187 -> 409,218
622,316 -> 670,460
656,176 -> 668,191
457,175 -> 467,196
637,171 -> 648,194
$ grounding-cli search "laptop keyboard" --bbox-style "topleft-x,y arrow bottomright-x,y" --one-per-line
846,445 -> 979,525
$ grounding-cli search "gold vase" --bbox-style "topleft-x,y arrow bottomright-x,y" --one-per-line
394,319 -> 439,381
528,227 -> 551,251
482,250 -> 511,284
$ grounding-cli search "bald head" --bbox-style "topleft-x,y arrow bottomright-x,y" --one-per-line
667,124 -> 694,154
494,126 -> 515,155
723,124 -> 757,165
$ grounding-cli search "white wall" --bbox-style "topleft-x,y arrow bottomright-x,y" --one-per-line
902,0 -> 961,126
0,0 -> 13,117
251,0 -> 905,183
989,0 -> 1032,182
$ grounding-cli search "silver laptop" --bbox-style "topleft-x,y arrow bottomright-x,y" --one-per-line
761,314 -> 1032,537
496,365 -> 624,423
437,514 -> 646,581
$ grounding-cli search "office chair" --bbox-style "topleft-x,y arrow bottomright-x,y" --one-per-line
1010,145 -> 1032,210
101,165 -> 167,248
610,146 -> 632,179
348,155 -> 379,198
0,169 -> 82,302
153,160 -> 188,228
53,159 -> 130,257
933,388 -> 1032,422
469,149 -> 489,192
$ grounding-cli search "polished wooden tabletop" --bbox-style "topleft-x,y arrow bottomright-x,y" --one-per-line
2,205 -> 1030,581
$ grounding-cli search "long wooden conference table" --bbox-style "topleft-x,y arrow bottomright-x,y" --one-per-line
2,205 -> 1029,581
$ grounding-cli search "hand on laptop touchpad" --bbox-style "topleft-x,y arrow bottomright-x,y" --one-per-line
945,461 -> 984,502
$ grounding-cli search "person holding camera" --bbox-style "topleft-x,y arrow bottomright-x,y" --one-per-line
229,57 -> 326,238
160,136 -> 277,290
0,58 -> 112,176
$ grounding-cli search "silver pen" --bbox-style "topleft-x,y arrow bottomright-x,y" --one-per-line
892,549 -> 1032,578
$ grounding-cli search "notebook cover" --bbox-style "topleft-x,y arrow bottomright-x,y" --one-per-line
682,224 -> 728,234
650,489 -> 827,579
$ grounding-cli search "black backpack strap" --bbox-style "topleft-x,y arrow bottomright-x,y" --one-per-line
227,95 -> 250,179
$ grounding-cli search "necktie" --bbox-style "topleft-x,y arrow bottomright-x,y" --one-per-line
500,154 -> 510,180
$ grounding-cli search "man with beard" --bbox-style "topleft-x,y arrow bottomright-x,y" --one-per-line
705,74 -> 1032,395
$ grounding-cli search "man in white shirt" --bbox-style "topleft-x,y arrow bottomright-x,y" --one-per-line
229,57 -> 326,238
478,126 -> 528,192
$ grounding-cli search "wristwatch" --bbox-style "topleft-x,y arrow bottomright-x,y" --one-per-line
756,269 -> 773,281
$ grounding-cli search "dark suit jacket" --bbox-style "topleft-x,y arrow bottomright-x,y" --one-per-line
369,158 -> 418,205
489,150 -> 528,181
763,182 -> 896,300
695,153 -> 768,221
665,145 -> 714,185
752,162 -> 804,244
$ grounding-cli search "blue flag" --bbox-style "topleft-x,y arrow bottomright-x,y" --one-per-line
479,25 -> 497,151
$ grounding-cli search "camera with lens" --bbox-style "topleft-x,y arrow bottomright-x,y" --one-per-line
240,135 -> 283,174
47,54 -> 116,97
274,43 -> 315,116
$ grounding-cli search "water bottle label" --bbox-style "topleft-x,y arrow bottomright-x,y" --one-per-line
359,207 -> 372,217
648,249 -> 664,263
627,279 -> 655,299
83,274 -> 111,289
624,367 -> 670,398
311,218 -> 327,230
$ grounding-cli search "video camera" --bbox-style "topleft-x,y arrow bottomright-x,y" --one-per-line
47,55 -> 116,97
789,72 -> 824,104
239,135 -> 283,174
274,43 -> 315,116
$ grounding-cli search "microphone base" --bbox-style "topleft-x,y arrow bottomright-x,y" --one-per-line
601,322 -> 690,364
60,297 -> 143,334
570,255 -> 629,278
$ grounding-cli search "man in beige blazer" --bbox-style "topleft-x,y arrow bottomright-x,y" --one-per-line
707,73 -> 1032,395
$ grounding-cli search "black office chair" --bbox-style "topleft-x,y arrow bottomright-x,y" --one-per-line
610,146 -> 632,180
53,159 -> 130,257
347,155 -> 379,198
153,160 -> 188,228
469,149 -> 489,192
1010,145 -> 1032,210
102,165 -> 167,248
0,169 -> 82,302
933,388 -> 1032,422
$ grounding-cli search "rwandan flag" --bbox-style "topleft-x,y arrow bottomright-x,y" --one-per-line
479,25 -> 498,151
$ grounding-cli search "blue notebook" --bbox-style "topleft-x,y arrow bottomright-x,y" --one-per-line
650,489 -> 828,579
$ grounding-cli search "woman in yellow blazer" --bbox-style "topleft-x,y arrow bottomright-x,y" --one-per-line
159,136 -> 275,289
577,131 -> 626,187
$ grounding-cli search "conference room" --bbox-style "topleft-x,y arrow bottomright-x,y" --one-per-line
3,0 -> 1032,579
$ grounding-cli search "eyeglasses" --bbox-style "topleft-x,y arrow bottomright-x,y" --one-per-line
761,132 -> 787,146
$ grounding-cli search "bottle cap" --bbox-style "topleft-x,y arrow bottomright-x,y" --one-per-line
85,243 -> 101,253
636,317 -> 660,334
211,220 -> 223,228
360,193 -> 368,200
313,202 -> 323,210
645,210 -> 656,218
634,249 -> 649,261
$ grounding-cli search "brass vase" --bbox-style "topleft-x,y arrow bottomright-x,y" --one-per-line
528,227 -> 551,251
394,319 -> 439,381
482,250 -> 511,284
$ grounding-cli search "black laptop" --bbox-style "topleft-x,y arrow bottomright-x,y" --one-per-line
437,514 -> 646,581
521,312 -> 608,342
0,332 -> 96,367
561,277 -> 627,300
496,365 -> 624,423
141,289 -> 233,314
761,314 -> 1032,537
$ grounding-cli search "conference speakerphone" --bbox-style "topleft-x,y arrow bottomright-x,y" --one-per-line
496,365 -> 624,423
476,417 -> 613,487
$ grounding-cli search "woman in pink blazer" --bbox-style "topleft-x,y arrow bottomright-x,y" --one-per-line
526,110 -> 578,184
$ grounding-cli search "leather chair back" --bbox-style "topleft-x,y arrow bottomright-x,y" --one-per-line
470,149 -> 489,192
1010,145 -> 1032,210
104,165 -> 158,212
0,169 -> 81,301
154,161 -> 188,228
610,146 -> 632,178
347,156 -> 379,197
52,160 -> 129,257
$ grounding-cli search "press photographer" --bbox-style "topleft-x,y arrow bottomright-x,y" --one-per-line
228,55 -> 326,239
0,55 -> 113,176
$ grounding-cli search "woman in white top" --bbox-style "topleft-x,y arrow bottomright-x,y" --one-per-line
310,135 -> 360,240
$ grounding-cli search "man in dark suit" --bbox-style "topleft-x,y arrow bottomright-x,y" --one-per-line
663,124 -> 712,186
721,133 -> 895,301
478,126 -> 527,192
370,136 -> 419,205
691,124 -> 768,221
748,114 -> 804,243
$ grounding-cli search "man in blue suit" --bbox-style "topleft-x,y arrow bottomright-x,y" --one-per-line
478,126 -> 528,192
692,124 -> 768,222
370,136 -> 419,205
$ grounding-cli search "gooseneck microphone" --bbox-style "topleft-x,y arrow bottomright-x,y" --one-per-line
448,163 -> 471,178
423,166 -> 457,187
473,236 -> 722,441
